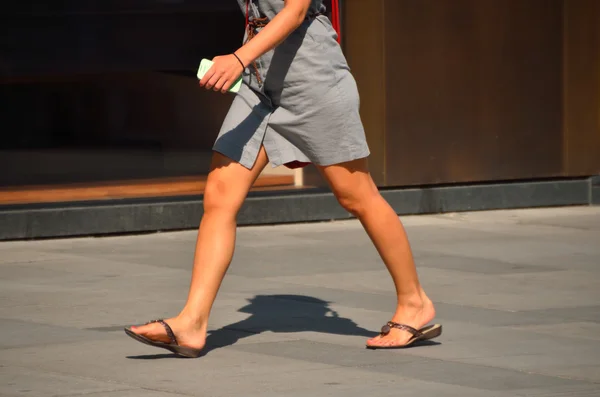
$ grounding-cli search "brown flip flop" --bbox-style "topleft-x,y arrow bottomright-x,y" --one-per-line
124,319 -> 204,358
366,322 -> 442,350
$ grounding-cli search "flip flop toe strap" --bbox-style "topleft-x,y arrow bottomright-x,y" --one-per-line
380,321 -> 424,338
145,319 -> 178,345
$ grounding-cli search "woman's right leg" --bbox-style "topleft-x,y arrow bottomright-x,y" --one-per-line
130,147 -> 270,349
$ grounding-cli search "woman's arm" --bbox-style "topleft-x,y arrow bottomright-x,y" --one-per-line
200,0 -> 312,93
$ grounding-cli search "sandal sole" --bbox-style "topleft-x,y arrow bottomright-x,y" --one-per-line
365,324 -> 442,350
124,327 -> 204,358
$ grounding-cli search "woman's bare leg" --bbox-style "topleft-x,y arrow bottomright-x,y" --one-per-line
317,158 -> 435,347
130,147 -> 270,349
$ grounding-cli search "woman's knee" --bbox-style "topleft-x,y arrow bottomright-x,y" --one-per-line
334,182 -> 379,217
202,177 -> 244,215
202,150 -> 268,216
318,160 -> 380,217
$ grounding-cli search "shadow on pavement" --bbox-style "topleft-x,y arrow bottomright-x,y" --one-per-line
127,294 -> 383,359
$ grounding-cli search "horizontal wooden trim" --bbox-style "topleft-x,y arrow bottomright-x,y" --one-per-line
0,175 -> 295,205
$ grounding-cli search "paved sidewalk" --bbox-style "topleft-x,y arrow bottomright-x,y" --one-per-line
1,206 -> 599,396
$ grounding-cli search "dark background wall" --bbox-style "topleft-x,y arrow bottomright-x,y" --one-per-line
1,0 -> 598,188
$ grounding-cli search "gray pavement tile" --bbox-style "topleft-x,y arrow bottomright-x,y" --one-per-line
528,252 -> 600,272
0,366 -> 134,397
432,303 -> 572,327
505,322 -> 600,341
0,338 -> 337,396
408,226 -> 529,248
0,207 -> 598,396
230,339 -> 421,367
450,351 -> 600,375
411,221 -> 592,244
196,367 -> 410,397
0,318 -> 114,350
31,236 -> 195,272
0,255 -> 184,278
522,305 -> 600,324
262,269 -> 403,294
415,253 -> 561,274
498,362 -> 600,384
361,359 -> 590,391
513,384 -> 600,396
227,243 -> 383,278
537,365 -> 600,383
0,261 -> 183,297
520,213 -> 600,231
0,270 -> 189,329
421,269 -> 600,311
436,206 -> 600,224
0,297 -> 183,330
236,368 -> 520,397
0,249 -> 74,265
68,390 -> 188,397
242,381 -> 517,397
419,238 -> 600,268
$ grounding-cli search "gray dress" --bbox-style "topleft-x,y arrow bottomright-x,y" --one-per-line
213,0 -> 370,169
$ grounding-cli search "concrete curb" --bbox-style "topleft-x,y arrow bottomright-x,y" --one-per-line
0,177 -> 596,240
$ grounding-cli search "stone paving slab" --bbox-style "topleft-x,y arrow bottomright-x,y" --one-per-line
0,206 -> 599,396
0,366 -> 134,397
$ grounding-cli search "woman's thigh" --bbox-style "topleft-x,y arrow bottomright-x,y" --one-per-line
316,157 -> 379,213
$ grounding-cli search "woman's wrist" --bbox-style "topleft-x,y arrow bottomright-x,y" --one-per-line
232,52 -> 246,70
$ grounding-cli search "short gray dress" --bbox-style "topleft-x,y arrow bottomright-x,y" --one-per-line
213,0 -> 370,169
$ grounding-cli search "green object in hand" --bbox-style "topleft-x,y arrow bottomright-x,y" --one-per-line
197,58 -> 243,93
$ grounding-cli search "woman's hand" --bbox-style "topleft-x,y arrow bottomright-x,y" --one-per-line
199,54 -> 245,94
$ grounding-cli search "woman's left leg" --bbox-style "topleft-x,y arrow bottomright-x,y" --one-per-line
316,157 -> 436,347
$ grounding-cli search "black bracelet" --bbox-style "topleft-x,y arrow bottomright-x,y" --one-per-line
232,53 -> 246,70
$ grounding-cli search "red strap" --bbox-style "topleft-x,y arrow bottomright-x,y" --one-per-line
246,1 -> 341,44
246,0 -> 249,28
331,0 -> 341,44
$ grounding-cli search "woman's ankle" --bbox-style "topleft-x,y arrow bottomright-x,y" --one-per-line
177,309 -> 208,329
396,287 -> 432,309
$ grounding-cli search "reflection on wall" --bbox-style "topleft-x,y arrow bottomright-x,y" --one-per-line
0,6 -> 246,187
0,72 -> 237,186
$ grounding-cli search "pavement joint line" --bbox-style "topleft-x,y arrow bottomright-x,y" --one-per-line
136,387 -> 196,397
50,388 -> 141,397
416,249 -> 573,267
65,388 -> 192,397
353,357 -> 600,386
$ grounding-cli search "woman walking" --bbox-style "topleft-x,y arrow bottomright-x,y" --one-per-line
125,0 -> 441,358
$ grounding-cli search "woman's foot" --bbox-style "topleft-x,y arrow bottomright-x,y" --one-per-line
366,294 -> 436,348
129,316 -> 207,351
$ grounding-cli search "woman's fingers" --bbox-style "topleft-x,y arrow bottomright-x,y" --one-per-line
213,75 -> 228,92
199,55 -> 243,93
220,80 -> 232,94
204,70 -> 222,90
199,67 -> 215,89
